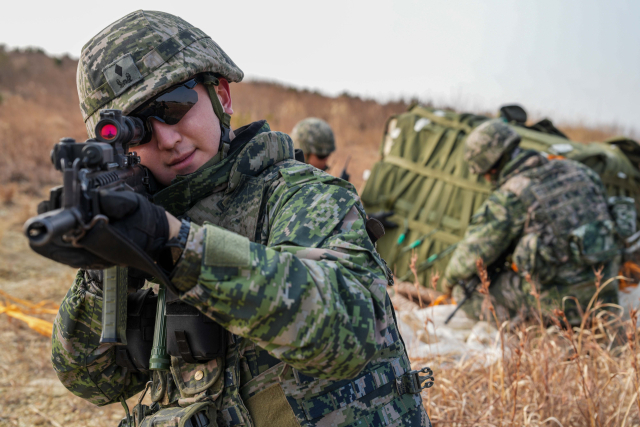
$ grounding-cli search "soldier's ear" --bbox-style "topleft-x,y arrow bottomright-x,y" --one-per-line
215,78 -> 234,115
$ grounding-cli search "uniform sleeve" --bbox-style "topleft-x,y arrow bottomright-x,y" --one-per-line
171,183 -> 392,380
51,270 -> 149,406
444,189 -> 527,283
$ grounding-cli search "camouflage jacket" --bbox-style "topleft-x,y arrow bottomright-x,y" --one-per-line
52,121 -> 430,427
445,150 -> 619,296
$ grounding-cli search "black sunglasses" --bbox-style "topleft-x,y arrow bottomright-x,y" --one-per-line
129,77 -> 201,146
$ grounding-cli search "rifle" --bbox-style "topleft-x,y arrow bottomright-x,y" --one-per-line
444,276 -> 480,324
24,109 -> 171,370
340,155 -> 351,182
444,251 -> 512,324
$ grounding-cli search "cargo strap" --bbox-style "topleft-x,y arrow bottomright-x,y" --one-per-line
299,358 -> 408,421
368,393 -> 425,427
384,155 -> 491,195
219,335 -> 251,427
298,352 -> 432,423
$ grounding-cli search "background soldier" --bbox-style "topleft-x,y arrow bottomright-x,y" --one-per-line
44,10 -> 430,427
291,117 -> 336,171
444,119 -> 621,324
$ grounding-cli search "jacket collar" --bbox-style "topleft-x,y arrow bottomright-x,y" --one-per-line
498,149 -> 546,185
152,121 -> 295,216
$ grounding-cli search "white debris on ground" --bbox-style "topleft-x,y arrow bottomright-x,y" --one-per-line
390,288 -> 502,363
619,284 -> 640,313
391,281 -> 640,360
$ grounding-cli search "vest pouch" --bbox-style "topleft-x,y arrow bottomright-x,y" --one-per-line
166,301 -> 227,362
568,219 -> 619,265
513,233 -> 557,284
608,196 -> 637,239
115,288 -> 157,372
138,401 -> 217,427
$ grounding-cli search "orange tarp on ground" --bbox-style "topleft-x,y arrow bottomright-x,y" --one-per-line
0,289 -> 59,337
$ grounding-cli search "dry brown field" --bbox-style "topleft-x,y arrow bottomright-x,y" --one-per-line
1,47 -> 638,426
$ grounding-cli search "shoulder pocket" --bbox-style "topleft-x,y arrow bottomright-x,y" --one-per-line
569,220 -> 619,265
279,165 -> 319,187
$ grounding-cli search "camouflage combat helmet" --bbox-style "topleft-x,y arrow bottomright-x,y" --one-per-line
464,119 -> 521,174
291,118 -> 336,157
77,10 -> 244,136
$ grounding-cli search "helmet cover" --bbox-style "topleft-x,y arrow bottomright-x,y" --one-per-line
291,118 -> 336,157
77,10 -> 244,136
464,119 -> 521,174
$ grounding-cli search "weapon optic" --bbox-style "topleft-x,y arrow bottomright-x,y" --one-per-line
23,109 -> 171,371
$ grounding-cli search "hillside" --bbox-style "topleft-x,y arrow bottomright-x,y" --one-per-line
0,47 -> 408,191
0,47 -> 627,192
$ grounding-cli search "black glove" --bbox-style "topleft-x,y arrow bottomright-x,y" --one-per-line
95,190 -> 170,261
28,191 -> 171,286
368,211 -> 398,229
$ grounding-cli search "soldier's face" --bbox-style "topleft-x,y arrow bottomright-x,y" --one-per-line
307,153 -> 330,171
135,81 -> 234,186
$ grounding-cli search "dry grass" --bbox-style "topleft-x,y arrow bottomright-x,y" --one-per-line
413,262 -> 640,426
0,183 -> 152,427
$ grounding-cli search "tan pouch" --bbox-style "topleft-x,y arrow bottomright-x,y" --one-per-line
244,384 -> 300,427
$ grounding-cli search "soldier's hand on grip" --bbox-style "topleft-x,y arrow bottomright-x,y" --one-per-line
95,190 -> 170,262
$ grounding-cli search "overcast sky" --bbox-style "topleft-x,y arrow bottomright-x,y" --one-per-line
2,0 -> 639,132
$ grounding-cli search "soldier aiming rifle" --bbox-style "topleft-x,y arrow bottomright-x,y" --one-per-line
24,10 -> 433,427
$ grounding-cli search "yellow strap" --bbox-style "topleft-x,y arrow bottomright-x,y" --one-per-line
0,302 -> 54,337
389,215 -> 461,245
0,290 -> 59,337
384,155 -> 492,195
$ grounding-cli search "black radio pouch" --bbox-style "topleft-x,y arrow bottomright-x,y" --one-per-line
166,301 -> 227,363
115,288 -> 157,373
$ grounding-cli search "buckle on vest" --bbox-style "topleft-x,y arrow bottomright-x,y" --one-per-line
396,367 -> 434,395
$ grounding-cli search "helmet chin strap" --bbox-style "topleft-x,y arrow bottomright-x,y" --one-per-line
201,73 -> 232,152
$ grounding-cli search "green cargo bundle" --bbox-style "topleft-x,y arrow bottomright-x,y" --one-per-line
360,104 -> 640,289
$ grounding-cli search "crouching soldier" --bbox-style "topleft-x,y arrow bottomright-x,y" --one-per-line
444,119 -> 624,325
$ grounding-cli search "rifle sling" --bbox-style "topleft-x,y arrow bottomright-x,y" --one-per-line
80,221 -> 178,296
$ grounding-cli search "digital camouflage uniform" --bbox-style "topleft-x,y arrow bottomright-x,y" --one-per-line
446,120 -> 620,323
291,118 -> 336,159
51,10 -> 430,427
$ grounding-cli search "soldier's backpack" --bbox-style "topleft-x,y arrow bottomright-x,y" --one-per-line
360,104 -> 640,289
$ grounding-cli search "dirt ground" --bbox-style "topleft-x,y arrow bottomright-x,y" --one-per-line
0,186 -> 155,427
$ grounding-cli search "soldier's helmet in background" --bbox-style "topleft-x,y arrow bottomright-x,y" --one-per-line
291,118 -> 336,158
76,10 -> 244,136
464,119 -> 521,174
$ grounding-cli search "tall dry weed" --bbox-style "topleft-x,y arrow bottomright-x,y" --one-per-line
418,267 -> 640,426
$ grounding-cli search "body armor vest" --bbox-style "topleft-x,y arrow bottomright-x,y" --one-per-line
504,154 -> 616,286
146,123 -> 429,427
